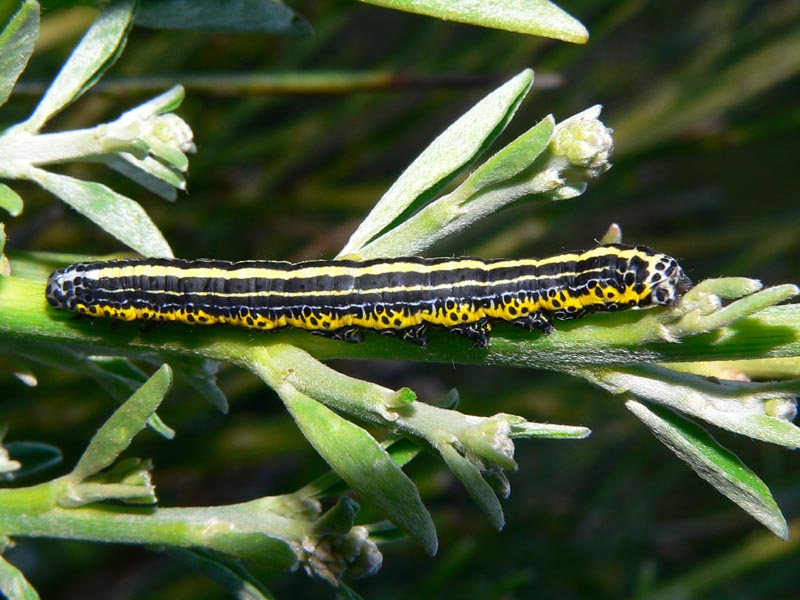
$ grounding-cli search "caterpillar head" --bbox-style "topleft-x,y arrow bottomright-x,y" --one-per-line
650,256 -> 693,306
46,263 -> 94,311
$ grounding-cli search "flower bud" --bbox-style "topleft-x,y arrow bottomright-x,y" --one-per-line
551,105 -> 613,175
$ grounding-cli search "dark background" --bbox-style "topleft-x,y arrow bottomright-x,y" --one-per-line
3,1 -> 800,598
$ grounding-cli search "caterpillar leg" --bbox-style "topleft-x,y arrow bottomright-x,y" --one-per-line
313,326 -> 365,343
512,313 -> 554,334
381,324 -> 429,347
449,318 -> 492,349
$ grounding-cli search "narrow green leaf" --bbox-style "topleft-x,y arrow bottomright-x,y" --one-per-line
28,169 -> 173,258
103,154 -> 185,199
83,355 -> 149,402
671,282 -> 798,338
439,442 -> 504,530
385,436 -> 424,469
0,555 -> 40,600
261,343 -> 415,416
280,385 -> 438,555
21,0 -> 135,132
82,356 -> 175,438
298,436 -> 424,500
339,69 -> 533,256
583,365 -> 800,449
683,277 -> 763,300
0,183 -> 23,217
136,0 -> 312,35
312,496 -> 359,537
74,456 -> 156,505
627,400 -> 788,540
2,442 -> 62,481
364,521 -> 409,545
0,0 -> 39,108
510,421 -> 591,440
461,116 -> 555,196
169,548 -> 277,600
358,0 -> 588,43
71,364 -> 172,482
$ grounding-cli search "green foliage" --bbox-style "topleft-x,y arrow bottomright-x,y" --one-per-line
0,0 -> 191,255
0,0 -> 37,109
279,379 -> 438,555
626,400 -> 787,539
357,0 -> 588,43
0,0 -> 799,599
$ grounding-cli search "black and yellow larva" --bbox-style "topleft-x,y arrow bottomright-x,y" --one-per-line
45,243 -> 692,348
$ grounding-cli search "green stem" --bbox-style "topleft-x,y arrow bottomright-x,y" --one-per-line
0,127 -> 123,171
0,483 -> 303,569
0,478 -> 67,513
2,275 -> 798,372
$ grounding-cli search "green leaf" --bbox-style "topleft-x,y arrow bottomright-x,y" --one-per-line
135,0 -> 312,36
0,555 -> 40,600
312,496 -> 359,537
358,0 -> 588,43
21,0 -> 135,132
70,364 -> 172,482
298,436 -> 424,500
83,356 -> 150,402
626,400 -> 788,540
439,442 -> 504,530
75,456 -> 156,505
460,116 -> 555,196
0,0 -> 39,108
280,385 -> 438,555
2,441 -> 62,481
339,69 -> 534,256
583,364 -> 800,449
82,356 -> 176,439
28,169 -> 173,258
671,283 -> 799,337
99,154 -> 184,201
168,548 -> 277,600
510,420 -> 591,440
0,183 -> 23,217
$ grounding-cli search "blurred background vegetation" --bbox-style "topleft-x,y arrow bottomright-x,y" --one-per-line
2,0 -> 800,598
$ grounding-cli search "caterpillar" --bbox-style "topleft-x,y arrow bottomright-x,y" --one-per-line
45,243 -> 692,348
